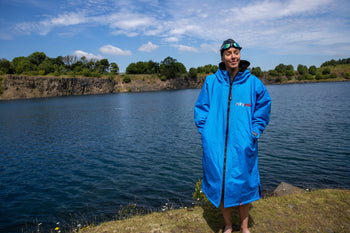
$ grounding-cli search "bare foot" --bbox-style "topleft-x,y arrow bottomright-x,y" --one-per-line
240,228 -> 250,233
224,225 -> 232,233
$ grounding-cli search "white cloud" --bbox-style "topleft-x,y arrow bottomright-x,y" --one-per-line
5,0 -> 350,60
13,11 -> 88,35
175,45 -> 198,52
73,50 -> 103,60
138,41 -> 159,52
50,12 -> 87,26
99,45 -> 132,56
164,37 -> 179,43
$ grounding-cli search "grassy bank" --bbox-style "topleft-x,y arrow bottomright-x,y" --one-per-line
80,189 -> 350,233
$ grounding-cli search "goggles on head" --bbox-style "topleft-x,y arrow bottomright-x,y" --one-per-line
221,42 -> 241,50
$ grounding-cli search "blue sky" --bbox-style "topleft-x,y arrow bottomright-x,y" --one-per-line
0,0 -> 349,72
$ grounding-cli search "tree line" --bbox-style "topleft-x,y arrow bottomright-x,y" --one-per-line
250,58 -> 350,82
0,52 -> 119,79
0,52 -> 349,82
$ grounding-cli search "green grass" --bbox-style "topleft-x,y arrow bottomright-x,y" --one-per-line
80,189 -> 350,233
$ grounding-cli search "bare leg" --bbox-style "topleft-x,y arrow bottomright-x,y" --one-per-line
220,200 -> 232,233
239,204 -> 250,233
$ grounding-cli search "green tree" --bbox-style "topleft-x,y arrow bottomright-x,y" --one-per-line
197,64 -> 218,74
175,62 -> 187,74
12,56 -> 33,74
38,58 -> 56,75
97,59 -> 109,73
146,60 -> 159,74
0,58 -> 12,74
135,61 -> 146,74
110,62 -> 119,74
268,70 -> 280,77
322,67 -> 331,75
189,67 -> 197,80
275,63 -> 286,74
28,52 -> 47,66
160,56 -> 185,79
309,65 -> 317,75
297,64 -> 308,75
251,67 -> 263,77
126,63 -> 137,74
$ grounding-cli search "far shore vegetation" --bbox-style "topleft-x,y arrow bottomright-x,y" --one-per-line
0,52 -> 350,86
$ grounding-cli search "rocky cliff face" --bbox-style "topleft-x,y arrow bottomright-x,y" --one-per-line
0,75 -> 205,100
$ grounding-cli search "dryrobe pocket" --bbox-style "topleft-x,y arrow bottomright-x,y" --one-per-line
246,133 -> 258,157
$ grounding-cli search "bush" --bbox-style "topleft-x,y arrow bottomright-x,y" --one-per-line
316,73 -> 323,80
309,66 -> 317,75
192,179 -> 208,203
107,74 -> 115,81
38,70 -> 46,76
82,68 -> 91,77
329,73 -> 337,79
268,70 -> 280,77
123,76 -> 131,83
322,67 -> 331,75
189,67 -> 197,80
251,67 -> 263,77
297,74 -> 314,80
297,64 -> 308,75
285,70 -> 294,79
91,71 -> 101,78
345,72 -> 350,79
160,75 -> 167,81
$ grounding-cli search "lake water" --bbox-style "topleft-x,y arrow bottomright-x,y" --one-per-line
1,81 -> 349,232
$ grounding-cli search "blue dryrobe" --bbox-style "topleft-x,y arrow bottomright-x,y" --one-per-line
194,61 -> 271,208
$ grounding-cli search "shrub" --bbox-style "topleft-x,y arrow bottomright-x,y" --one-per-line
285,70 -> 294,79
297,64 -> 308,75
189,67 -> 197,80
38,70 -> 46,76
192,179 -> 209,203
107,74 -> 115,81
309,65 -> 317,75
82,68 -> 91,77
345,72 -> 350,79
91,71 -> 101,78
268,70 -> 280,77
316,73 -> 323,80
322,67 -> 331,75
329,73 -> 337,79
123,76 -> 131,83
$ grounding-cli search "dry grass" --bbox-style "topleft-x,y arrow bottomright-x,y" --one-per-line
80,189 -> 350,233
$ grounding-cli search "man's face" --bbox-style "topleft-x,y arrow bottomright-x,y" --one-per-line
221,47 -> 241,70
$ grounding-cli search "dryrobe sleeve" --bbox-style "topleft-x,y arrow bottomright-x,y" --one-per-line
252,82 -> 271,139
194,80 -> 210,134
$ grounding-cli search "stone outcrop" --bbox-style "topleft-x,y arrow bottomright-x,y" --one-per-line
274,182 -> 304,197
0,75 -> 206,100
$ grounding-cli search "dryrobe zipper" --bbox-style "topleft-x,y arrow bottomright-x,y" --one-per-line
222,76 -> 233,203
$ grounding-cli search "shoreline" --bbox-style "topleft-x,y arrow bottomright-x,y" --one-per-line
79,188 -> 350,233
0,74 -> 349,101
